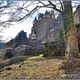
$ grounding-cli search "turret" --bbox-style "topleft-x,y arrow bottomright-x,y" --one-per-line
16,30 -> 27,39
44,10 -> 50,17
38,13 -> 44,20
50,10 -> 55,19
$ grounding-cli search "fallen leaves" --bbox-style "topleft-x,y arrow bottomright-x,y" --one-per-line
0,57 -> 65,79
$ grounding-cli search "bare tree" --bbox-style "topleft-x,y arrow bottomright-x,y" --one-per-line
0,1 -> 79,25
62,1 -> 79,60
14,0 -> 79,59
0,0 -> 80,59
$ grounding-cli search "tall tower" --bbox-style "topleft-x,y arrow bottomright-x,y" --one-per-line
50,10 -> 55,19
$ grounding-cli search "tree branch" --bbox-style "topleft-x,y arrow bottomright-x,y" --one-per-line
48,0 -> 62,13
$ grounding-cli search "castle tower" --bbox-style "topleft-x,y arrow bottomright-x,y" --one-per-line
50,10 -> 55,19
44,10 -> 50,17
38,13 -> 44,20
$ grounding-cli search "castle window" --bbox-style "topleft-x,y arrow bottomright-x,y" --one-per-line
58,21 -> 60,23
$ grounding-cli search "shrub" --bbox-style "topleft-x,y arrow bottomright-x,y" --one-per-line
5,48 -> 13,59
5,52 -> 13,59
44,48 -> 65,57
8,56 -> 26,65
43,42 -> 65,57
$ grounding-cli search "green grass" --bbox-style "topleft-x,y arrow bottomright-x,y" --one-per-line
27,54 -> 43,60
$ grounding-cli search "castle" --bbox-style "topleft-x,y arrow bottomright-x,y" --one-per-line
30,4 -> 80,44
6,30 -> 29,48
6,5 -> 80,48
29,10 -> 62,43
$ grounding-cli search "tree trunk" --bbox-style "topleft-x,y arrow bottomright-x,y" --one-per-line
62,1 -> 79,60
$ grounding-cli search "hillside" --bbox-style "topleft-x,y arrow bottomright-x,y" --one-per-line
0,55 -> 65,79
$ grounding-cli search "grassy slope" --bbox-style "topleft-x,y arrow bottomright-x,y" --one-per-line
0,54 -> 65,79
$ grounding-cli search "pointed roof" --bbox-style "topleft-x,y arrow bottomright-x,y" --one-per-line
34,17 -> 37,22
38,13 -> 44,19
45,10 -> 50,15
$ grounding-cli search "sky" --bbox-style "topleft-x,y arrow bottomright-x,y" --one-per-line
1,17 -> 33,42
0,1 -> 80,42
0,7 -> 52,42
